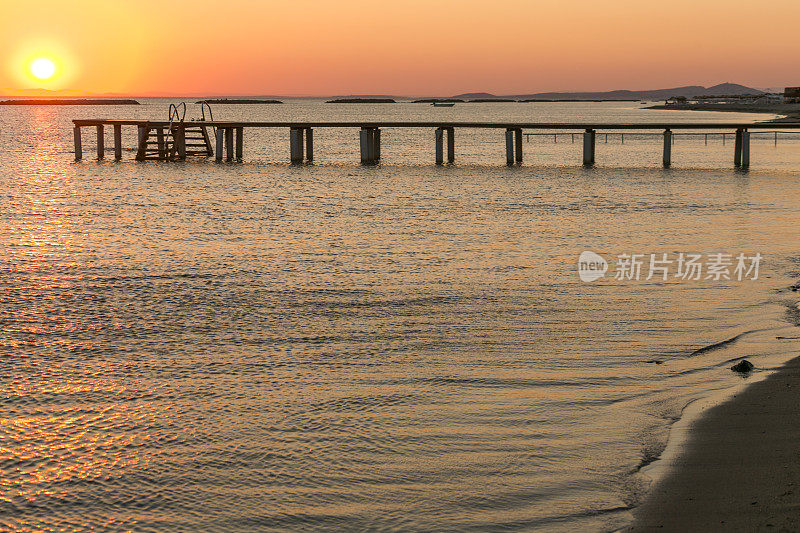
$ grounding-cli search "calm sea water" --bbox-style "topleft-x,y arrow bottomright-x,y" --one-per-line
2,99 -> 800,532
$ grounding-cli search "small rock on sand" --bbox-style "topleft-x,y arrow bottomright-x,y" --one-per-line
731,360 -> 755,373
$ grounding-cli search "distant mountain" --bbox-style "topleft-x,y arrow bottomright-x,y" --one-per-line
451,92 -> 500,99
451,83 -> 764,101
695,83 -> 766,96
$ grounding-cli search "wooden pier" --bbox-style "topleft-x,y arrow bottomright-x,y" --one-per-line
72,119 -> 800,169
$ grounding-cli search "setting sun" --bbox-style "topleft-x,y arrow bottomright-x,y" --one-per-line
30,58 -> 56,80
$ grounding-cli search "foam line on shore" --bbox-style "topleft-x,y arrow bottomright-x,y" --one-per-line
638,309 -> 800,487
637,369 -> 771,485
623,306 -> 800,531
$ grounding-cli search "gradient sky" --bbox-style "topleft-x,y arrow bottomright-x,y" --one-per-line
2,0 -> 799,96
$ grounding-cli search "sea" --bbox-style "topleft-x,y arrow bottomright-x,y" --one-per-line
2,99 -> 800,532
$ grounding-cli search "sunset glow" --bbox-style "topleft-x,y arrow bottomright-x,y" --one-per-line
1,0 -> 799,95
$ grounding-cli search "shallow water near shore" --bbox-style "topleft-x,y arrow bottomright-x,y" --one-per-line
2,100 -> 800,531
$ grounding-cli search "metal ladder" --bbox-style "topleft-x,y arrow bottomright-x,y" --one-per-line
135,103 -> 214,161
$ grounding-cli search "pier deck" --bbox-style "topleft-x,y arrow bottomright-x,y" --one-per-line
71,119 -> 800,168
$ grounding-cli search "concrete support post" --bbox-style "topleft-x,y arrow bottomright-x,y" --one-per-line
446,127 -> 455,163
290,128 -> 304,163
583,129 -> 596,166
435,127 -> 444,165
73,126 -> 82,161
515,128 -> 523,163
374,128 -> 381,161
96,125 -> 104,160
235,127 -> 244,160
663,129 -> 672,167
215,128 -> 224,162
225,127 -> 234,162
505,129 -> 514,166
305,128 -> 313,162
175,126 -> 187,160
360,128 -> 378,165
113,124 -> 122,161
360,129 -> 370,164
734,128 -> 743,167
136,126 -> 147,161
741,130 -> 750,169
178,126 -> 187,160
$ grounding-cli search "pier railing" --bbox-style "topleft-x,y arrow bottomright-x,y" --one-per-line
71,119 -> 800,169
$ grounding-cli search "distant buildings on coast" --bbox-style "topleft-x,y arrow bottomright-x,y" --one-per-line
664,87 -> 800,107
785,87 -> 800,103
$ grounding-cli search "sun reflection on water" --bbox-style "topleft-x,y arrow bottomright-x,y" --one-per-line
2,101 -> 800,532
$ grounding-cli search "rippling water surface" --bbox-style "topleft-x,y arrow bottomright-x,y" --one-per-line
2,100 -> 800,531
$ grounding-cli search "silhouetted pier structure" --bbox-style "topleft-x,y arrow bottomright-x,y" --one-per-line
72,119 -> 800,169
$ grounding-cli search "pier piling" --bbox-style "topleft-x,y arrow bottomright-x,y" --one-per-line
215,129 -> 224,162
305,128 -> 314,162
360,127 -> 380,165
741,130 -> 750,169
224,128 -> 233,162
583,129 -> 596,166
505,129 -> 514,166
136,126 -> 147,161
173,125 -> 186,161
360,129 -> 370,164
446,127 -> 455,163
734,128 -> 743,167
235,127 -> 244,160
435,128 -> 444,165
113,125 -> 122,160
290,128 -> 304,163
96,125 -> 104,160
73,126 -> 82,161
663,129 -> 672,167
515,129 -> 523,163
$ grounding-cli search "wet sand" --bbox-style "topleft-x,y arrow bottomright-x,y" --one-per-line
630,357 -> 800,531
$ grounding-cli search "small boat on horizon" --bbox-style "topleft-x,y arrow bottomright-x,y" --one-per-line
432,102 -> 456,107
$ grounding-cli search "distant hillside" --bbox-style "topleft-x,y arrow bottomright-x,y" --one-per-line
452,83 -> 764,101
452,92 -> 500,99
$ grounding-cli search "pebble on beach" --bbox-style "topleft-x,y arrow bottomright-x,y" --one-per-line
731,360 -> 755,373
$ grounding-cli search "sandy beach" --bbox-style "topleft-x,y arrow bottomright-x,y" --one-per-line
630,355 -> 800,531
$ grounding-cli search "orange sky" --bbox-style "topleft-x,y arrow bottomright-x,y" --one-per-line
2,0 -> 799,96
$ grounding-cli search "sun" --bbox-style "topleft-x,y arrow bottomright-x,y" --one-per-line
30,58 -> 56,80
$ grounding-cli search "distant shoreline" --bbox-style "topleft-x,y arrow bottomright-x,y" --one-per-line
647,102 -> 800,122
326,98 -> 396,104
0,99 -> 140,105
413,99 -> 465,104
520,98 -> 641,102
196,99 -> 283,104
